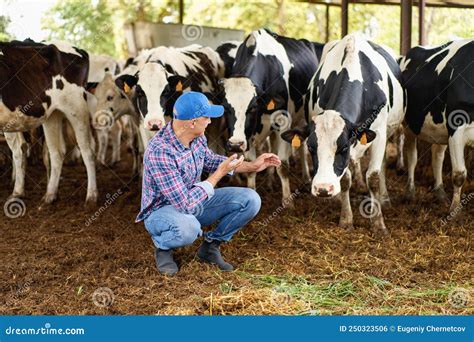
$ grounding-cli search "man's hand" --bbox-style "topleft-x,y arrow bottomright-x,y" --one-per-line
207,154 -> 244,187
250,153 -> 281,173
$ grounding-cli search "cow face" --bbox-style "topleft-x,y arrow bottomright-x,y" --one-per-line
115,63 -> 189,132
282,110 -> 376,197
92,73 -> 131,129
218,77 -> 283,152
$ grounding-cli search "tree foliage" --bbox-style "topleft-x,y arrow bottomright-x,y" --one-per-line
40,0 -> 474,58
0,15 -> 12,42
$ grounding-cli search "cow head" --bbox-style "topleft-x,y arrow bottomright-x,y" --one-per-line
115,62 -> 190,132
282,110 -> 376,197
91,73 -> 133,129
218,77 -> 284,152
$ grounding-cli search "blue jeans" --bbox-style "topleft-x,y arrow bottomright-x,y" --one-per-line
144,187 -> 261,250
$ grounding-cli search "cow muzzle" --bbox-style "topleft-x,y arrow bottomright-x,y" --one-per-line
146,119 -> 163,131
227,140 -> 246,152
313,183 -> 335,198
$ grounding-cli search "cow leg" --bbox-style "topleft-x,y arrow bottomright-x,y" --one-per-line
4,132 -> 27,198
41,111 -> 66,205
431,144 -> 447,203
110,120 -> 123,165
448,130 -> 467,213
404,129 -> 418,202
352,159 -> 367,192
300,143 -> 311,184
339,169 -> 353,230
379,155 -> 390,207
366,132 -> 388,235
96,128 -> 108,166
246,145 -> 257,189
63,108 -> 98,205
275,135 -> 294,208
396,126 -> 405,175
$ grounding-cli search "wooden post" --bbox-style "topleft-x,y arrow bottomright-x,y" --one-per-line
341,0 -> 349,38
400,0 -> 412,55
179,0 -> 184,24
419,0 -> 426,45
325,4 -> 330,42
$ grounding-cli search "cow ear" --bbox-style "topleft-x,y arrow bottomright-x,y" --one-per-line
266,95 -> 285,111
115,74 -> 137,94
357,129 -> 376,145
167,75 -> 189,93
281,126 -> 310,147
86,82 -> 98,94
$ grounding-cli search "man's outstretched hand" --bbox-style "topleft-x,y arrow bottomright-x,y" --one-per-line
251,153 -> 281,172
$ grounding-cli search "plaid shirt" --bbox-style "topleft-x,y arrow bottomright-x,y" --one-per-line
136,121 -> 227,222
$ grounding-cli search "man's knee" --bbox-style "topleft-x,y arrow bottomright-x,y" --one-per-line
244,188 -> 261,216
175,216 -> 202,247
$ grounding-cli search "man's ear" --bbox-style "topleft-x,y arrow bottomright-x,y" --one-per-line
281,126 -> 311,148
167,75 -> 191,93
115,74 -> 138,94
356,129 -> 376,145
86,82 -> 98,94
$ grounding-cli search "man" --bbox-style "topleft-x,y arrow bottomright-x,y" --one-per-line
136,91 -> 281,275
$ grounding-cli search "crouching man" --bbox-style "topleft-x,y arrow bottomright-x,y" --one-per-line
136,92 -> 281,275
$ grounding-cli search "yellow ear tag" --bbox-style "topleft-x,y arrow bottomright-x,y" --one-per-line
123,82 -> 131,94
291,135 -> 301,148
267,99 -> 275,111
360,132 -> 368,145
175,81 -> 183,92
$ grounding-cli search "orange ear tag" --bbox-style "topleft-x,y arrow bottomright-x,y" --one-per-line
267,99 -> 275,111
291,135 -> 301,148
175,81 -> 183,92
360,132 -> 368,145
124,82 -> 131,94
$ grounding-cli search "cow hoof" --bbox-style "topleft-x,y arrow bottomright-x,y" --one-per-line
371,220 -> 389,237
8,192 -> 24,200
339,222 -> 354,231
85,190 -> 99,206
38,194 -> 57,210
283,199 -> 295,210
403,189 -> 415,203
380,197 -> 391,208
433,187 -> 447,204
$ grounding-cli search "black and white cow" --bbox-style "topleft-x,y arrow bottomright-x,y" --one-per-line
0,39 -> 97,205
216,40 -> 241,78
400,39 -> 473,213
282,35 -> 405,234
112,44 -> 226,152
216,29 -> 324,206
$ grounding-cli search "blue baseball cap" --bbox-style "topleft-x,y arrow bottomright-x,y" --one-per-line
173,91 -> 224,120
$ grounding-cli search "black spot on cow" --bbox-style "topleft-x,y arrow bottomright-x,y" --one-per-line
387,73 -> 393,109
216,42 -> 238,77
55,79 -> 64,90
83,91 -> 87,101
104,67 -> 109,72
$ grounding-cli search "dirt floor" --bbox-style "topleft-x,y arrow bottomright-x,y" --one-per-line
0,142 -> 472,315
